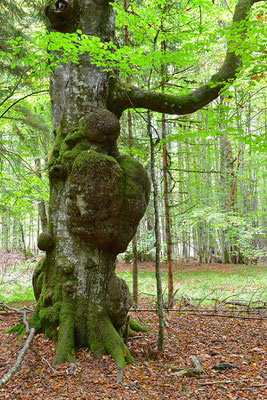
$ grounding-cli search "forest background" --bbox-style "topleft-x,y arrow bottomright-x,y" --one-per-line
0,0 -> 266,397
0,0 -> 266,289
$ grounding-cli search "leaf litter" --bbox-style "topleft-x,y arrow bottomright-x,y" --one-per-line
0,298 -> 266,399
0,257 -> 266,399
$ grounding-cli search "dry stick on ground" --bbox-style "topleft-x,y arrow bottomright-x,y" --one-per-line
41,355 -> 58,374
0,327 -> 35,387
247,384 -> 267,388
173,356 -> 204,377
0,302 -> 35,387
130,309 -> 266,320
198,379 -> 249,386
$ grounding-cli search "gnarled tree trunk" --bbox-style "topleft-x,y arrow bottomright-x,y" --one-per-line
32,0 -> 150,370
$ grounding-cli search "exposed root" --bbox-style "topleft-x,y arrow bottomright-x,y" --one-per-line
87,305 -> 133,380
54,295 -> 76,365
173,356 -> 204,377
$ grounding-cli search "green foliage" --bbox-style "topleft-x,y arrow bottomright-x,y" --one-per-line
1,258 -> 266,306
0,282 -> 34,303
5,0 -> 265,90
0,97 -> 51,230
0,259 -> 35,302
0,1 -> 52,248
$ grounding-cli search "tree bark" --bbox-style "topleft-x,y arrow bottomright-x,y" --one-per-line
162,117 -> 173,308
161,39 -> 173,308
34,158 -> 48,231
219,98 -> 239,263
127,109 -> 138,305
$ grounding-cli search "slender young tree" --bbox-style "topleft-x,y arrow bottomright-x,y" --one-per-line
148,111 -> 164,352
128,111 -> 139,305
32,0 -> 263,372
161,40 -> 174,308
123,0 -> 138,305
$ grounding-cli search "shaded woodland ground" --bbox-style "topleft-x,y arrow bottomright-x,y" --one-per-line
0,254 -> 266,399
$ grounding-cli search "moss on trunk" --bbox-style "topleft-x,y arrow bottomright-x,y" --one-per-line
32,256 -> 143,370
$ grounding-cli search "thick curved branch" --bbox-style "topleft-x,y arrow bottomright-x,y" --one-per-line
108,0 -> 262,116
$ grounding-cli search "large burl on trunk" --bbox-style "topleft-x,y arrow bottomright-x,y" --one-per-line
32,0 -> 150,371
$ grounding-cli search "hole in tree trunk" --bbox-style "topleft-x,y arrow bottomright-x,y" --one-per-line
54,1 -> 68,12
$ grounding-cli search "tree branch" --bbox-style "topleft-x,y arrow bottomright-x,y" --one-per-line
108,0 -> 263,116
0,302 -> 33,333
0,90 -> 49,119
0,303 -> 35,387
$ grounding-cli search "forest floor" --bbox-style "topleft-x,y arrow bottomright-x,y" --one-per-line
0,256 -> 266,399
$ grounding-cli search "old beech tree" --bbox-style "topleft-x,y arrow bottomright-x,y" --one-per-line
32,0 -> 262,370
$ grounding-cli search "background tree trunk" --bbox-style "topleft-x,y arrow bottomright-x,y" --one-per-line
123,0 -> 139,304
148,111 -> 164,352
161,39 -> 173,308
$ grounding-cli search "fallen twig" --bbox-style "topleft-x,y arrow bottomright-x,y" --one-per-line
130,308 -> 266,320
247,384 -> 267,388
0,327 -> 35,387
41,355 -> 57,374
22,310 -> 29,333
198,379 -> 248,386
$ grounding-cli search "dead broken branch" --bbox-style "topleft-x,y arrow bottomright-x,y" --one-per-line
130,308 -> 266,320
0,302 -> 35,387
173,356 -> 204,377
130,296 -> 266,320
198,379 -> 248,386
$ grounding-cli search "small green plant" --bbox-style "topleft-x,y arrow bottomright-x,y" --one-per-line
5,320 -> 26,339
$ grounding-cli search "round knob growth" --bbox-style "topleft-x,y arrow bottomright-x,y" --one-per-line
85,109 -> 120,143
37,232 -> 55,251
